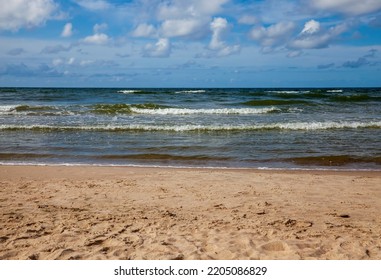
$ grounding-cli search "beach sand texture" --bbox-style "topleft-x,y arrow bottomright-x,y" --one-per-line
0,166 -> 380,260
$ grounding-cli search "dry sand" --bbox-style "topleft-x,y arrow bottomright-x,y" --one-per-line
0,165 -> 380,260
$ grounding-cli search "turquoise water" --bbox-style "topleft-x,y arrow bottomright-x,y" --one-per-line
1,87 -> 380,169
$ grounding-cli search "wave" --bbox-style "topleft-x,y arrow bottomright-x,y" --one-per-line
91,103 -> 278,115
175,90 -> 206,94
130,107 -> 279,115
327,89 -> 343,93
242,99 -> 310,106
265,90 -> 310,94
91,103 -> 169,114
117,90 -> 142,94
0,105 -> 75,116
13,105 -> 57,112
1,103 -> 279,116
2,121 -> 380,132
0,105 -> 18,113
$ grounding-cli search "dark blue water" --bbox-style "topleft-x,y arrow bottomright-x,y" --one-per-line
1,87 -> 380,169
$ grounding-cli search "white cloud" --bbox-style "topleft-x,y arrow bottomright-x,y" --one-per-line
75,0 -> 111,11
309,0 -> 381,15
290,22 -> 348,49
209,17 -> 229,50
0,0 -> 57,31
249,21 -> 296,49
161,18 -> 207,38
143,38 -> 171,57
154,0 -> 229,40
132,23 -> 157,37
83,33 -> 109,44
208,17 -> 240,56
61,23 -> 73,37
81,23 -> 110,45
301,20 -> 320,35
157,0 -> 228,20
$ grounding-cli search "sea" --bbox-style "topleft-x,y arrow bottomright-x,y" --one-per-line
0,87 -> 380,170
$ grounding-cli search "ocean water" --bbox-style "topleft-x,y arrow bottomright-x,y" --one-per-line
1,87 -> 380,170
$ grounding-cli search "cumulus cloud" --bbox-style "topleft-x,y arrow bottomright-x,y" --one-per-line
301,20 -> 320,34
249,21 -> 296,50
132,23 -> 156,37
153,0 -> 228,40
83,33 -> 109,44
308,0 -> 381,15
75,0 -> 111,11
0,0 -> 57,31
161,18 -> 207,38
289,21 -> 348,49
81,23 -> 109,44
143,38 -> 171,57
208,17 -> 240,56
157,0 -> 228,20
61,23 -> 73,37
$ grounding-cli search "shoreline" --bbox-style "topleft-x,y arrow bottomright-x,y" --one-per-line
1,165 -> 380,260
1,162 -> 381,173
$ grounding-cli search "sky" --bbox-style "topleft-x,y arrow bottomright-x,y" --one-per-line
0,0 -> 381,88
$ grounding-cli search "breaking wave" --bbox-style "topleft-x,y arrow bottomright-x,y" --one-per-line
175,90 -> 206,94
2,121 -> 380,132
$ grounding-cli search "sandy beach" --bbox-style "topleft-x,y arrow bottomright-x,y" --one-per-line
0,165 -> 380,260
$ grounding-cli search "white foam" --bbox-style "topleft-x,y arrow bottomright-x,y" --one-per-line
174,90 -> 206,94
117,90 -> 142,94
0,105 -> 17,114
266,90 -> 310,94
327,89 -> 343,93
129,107 -> 278,115
0,162 -> 378,172
1,121 -> 380,132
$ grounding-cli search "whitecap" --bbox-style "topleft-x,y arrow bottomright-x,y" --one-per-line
1,121 -> 380,132
0,105 -> 18,114
117,90 -> 141,94
327,89 -> 343,93
174,90 -> 206,94
129,107 -> 279,115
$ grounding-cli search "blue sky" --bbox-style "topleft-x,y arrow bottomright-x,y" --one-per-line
1,0 -> 381,87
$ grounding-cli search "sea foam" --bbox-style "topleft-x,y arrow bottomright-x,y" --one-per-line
1,121 -> 380,132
